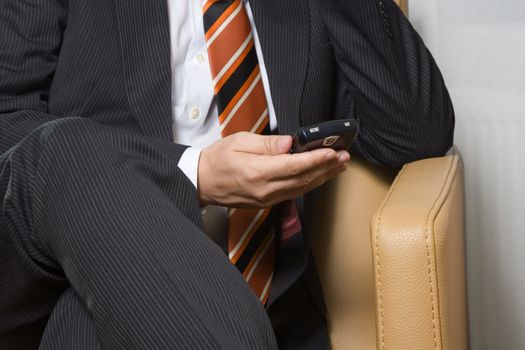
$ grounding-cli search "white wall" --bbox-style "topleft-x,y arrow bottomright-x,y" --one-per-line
409,1 -> 525,349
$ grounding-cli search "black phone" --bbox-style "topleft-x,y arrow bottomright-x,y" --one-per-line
291,119 -> 358,153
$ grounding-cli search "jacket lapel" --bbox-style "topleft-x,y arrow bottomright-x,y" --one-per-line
114,0 -> 173,141
249,0 -> 310,136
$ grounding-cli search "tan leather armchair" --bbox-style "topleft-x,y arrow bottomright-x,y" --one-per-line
311,147 -> 469,350
309,2 -> 468,348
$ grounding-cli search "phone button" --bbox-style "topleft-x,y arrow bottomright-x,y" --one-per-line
323,135 -> 340,147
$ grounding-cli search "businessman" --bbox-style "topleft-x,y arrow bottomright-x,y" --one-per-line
0,0 -> 454,348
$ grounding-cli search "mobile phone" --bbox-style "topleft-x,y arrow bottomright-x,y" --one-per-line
291,119 -> 358,153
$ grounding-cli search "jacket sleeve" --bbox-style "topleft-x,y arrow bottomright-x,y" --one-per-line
318,0 -> 454,167
0,0 -> 70,154
0,0 -> 188,159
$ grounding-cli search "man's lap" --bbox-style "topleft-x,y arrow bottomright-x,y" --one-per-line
0,119 -> 277,349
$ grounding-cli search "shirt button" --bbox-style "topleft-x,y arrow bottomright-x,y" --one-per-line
190,108 -> 201,120
196,54 -> 205,64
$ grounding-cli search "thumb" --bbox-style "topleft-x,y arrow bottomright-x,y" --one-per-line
231,132 -> 292,155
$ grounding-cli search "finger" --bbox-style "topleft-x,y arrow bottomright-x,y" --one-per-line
229,132 -> 292,155
236,152 -> 349,208
259,147 -> 339,180
265,158 -> 347,201
336,150 -> 350,163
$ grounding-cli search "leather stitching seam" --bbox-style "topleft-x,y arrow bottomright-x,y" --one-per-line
374,149 -> 458,350
424,151 -> 458,349
374,164 -> 407,350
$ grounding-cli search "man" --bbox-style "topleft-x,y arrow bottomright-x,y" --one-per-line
0,0 -> 454,348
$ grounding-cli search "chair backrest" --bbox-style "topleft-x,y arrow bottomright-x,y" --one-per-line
396,0 -> 409,16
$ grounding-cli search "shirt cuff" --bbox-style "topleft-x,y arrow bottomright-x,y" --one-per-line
178,147 -> 202,189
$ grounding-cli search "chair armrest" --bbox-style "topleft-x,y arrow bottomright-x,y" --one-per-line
371,147 -> 468,349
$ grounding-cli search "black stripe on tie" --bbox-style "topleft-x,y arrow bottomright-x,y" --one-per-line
203,0 -> 236,34
216,46 -> 259,116
260,122 -> 271,136
234,209 -> 275,273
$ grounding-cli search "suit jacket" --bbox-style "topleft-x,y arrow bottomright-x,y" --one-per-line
0,0 -> 454,346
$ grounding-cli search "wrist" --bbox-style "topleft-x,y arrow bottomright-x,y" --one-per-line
197,148 -> 212,206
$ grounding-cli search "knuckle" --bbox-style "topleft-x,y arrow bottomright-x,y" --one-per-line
254,198 -> 267,208
253,187 -> 270,206
264,136 -> 274,155
260,188 -> 271,202
261,164 -> 273,179
244,170 -> 257,186
245,168 -> 260,183
300,173 -> 313,191
305,177 -> 320,193
286,162 -> 301,177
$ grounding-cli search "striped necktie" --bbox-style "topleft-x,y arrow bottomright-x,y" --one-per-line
203,0 -> 275,304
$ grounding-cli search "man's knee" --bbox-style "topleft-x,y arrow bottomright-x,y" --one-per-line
1,118 -> 107,258
35,117 -> 122,175
4,116 -> 203,258
5,117 -> 106,186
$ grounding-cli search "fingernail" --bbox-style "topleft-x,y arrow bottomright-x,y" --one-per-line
278,137 -> 289,151
338,152 -> 350,162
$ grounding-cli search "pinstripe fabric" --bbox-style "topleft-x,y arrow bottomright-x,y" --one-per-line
39,289 -> 101,350
1,0 -> 454,348
2,118 -> 277,349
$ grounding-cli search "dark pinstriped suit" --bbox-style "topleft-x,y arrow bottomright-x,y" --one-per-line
0,0 -> 454,348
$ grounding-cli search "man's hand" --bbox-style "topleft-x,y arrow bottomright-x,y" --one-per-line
197,132 -> 350,208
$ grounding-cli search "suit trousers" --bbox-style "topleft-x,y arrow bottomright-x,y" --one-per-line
39,269 -> 330,349
1,118 -> 281,349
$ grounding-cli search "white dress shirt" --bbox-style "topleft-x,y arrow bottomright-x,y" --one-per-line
167,0 -> 278,188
